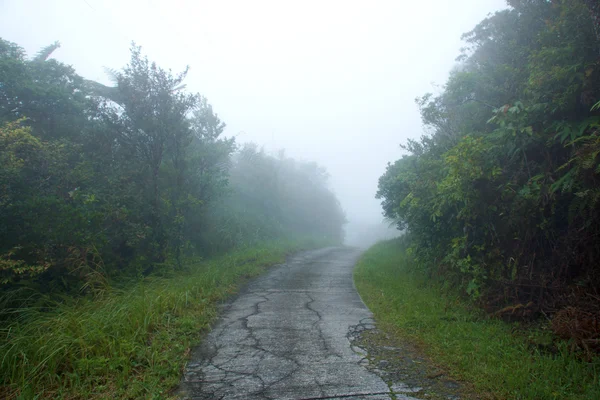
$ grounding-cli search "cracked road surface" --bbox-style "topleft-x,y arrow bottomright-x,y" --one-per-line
180,247 -> 419,400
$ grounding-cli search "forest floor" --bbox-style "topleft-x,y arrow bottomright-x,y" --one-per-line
353,239 -> 600,400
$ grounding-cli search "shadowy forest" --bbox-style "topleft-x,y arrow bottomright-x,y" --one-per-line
378,0 -> 600,349
0,40 -> 346,308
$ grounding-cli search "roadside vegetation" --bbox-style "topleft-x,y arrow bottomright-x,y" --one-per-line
370,1 -> 600,397
377,0 -> 600,348
1,239 -> 329,399
0,38 -> 345,398
355,239 -> 600,400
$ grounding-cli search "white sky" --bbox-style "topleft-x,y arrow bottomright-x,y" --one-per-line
0,0 -> 508,232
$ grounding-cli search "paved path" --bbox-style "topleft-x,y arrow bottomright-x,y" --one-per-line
179,247 -> 419,400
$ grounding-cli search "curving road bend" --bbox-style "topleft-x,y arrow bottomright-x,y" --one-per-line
179,247 -> 420,400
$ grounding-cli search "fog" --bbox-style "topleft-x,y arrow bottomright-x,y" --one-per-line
0,0 -> 507,246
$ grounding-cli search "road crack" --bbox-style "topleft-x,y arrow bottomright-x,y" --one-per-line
180,247 -> 401,399
304,293 -> 341,357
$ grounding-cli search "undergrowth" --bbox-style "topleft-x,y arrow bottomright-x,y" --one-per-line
0,238 -> 329,399
354,238 -> 600,400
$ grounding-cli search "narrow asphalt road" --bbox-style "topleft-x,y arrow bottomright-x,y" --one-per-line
179,247 -> 420,400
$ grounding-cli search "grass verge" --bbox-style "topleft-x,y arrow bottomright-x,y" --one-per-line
354,238 -> 600,400
0,238 -> 329,399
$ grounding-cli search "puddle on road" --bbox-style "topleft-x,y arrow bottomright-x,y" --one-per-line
348,321 -> 474,400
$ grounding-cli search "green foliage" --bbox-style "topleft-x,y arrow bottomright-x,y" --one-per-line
0,38 -> 345,305
354,239 -> 600,400
377,0 -> 600,312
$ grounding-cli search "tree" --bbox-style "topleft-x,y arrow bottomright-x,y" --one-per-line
106,44 -> 197,262
0,39 -> 90,140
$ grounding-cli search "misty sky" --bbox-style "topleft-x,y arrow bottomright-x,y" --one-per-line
0,0 -> 507,229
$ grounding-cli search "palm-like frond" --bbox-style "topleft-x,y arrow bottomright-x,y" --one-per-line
102,67 -> 120,85
83,79 -> 121,103
33,41 -> 60,62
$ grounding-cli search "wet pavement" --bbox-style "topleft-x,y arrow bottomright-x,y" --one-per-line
179,247 -> 464,400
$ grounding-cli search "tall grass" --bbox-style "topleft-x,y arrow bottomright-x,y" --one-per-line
354,238 -> 600,400
0,238 -> 328,399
